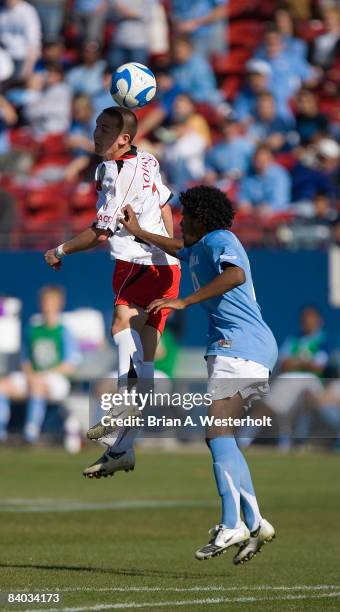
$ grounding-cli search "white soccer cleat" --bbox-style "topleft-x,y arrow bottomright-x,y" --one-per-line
233,518 -> 275,565
83,448 -> 135,479
195,522 -> 250,560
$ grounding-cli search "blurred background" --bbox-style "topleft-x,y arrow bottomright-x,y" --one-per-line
0,0 -> 339,453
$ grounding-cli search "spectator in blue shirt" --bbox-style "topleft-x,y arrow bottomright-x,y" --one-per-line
34,40 -> 70,74
273,6 -> 307,59
291,162 -> 334,205
134,69 -> 183,140
66,41 -> 106,97
205,117 -> 254,181
254,28 -> 317,120
91,65 -> 116,118
246,92 -> 295,152
161,93 -> 211,193
170,35 -> 224,107
239,144 -> 291,214
170,0 -> 228,57
67,94 -> 94,153
294,88 -> 329,146
233,59 -> 273,124
23,63 -> 71,137
154,69 -> 183,119
64,93 -> 95,181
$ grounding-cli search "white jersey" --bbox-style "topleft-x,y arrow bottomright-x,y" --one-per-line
94,148 -> 178,266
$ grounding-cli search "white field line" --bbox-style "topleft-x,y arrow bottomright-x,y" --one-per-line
15,591 -> 340,612
1,585 -> 339,594
0,498 -> 212,513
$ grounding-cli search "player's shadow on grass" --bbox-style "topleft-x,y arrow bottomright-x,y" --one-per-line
0,562 -> 229,579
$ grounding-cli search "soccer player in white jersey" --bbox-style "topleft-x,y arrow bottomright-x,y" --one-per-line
45,107 -> 180,478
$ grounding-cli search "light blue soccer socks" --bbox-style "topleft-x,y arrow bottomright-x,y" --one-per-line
208,436 -> 262,532
238,448 -> 262,532
208,436 -> 241,529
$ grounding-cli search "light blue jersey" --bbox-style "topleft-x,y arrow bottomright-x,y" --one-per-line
178,230 -> 278,371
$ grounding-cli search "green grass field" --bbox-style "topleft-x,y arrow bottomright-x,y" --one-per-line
0,446 -> 340,612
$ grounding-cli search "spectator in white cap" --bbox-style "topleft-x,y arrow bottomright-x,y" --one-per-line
317,138 -> 340,201
246,59 -> 272,75
317,138 -> 340,164
233,59 -> 272,124
0,0 -> 42,80
291,138 -> 340,205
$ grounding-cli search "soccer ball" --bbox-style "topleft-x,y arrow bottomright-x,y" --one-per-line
110,63 -> 157,109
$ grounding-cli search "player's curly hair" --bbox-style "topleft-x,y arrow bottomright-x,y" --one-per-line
180,186 -> 235,232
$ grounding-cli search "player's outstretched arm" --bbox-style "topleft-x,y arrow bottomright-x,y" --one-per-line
44,227 -> 111,269
147,266 -> 246,314
121,205 -> 183,258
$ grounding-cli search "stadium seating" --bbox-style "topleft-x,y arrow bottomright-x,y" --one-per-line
0,0 -> 338,249
70,184 -> 97,232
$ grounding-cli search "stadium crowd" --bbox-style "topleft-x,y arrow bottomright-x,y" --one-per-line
0,0 -> 339,248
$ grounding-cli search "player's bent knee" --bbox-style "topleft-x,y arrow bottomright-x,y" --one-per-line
111,321 -> 131,337
0,379 -> 16,396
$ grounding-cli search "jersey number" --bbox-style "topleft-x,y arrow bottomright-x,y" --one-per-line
191,272 -> 200,291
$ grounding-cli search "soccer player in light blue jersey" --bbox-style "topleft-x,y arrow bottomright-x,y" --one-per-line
121,185 -> 277,565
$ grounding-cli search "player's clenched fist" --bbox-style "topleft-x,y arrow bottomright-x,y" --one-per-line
120,205 -> 141,236
44,249 -> 62,270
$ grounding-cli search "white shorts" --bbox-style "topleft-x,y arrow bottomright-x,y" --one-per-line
207,356 -> 270,404
9,371 -> 70,402
267,372 -> 323,416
